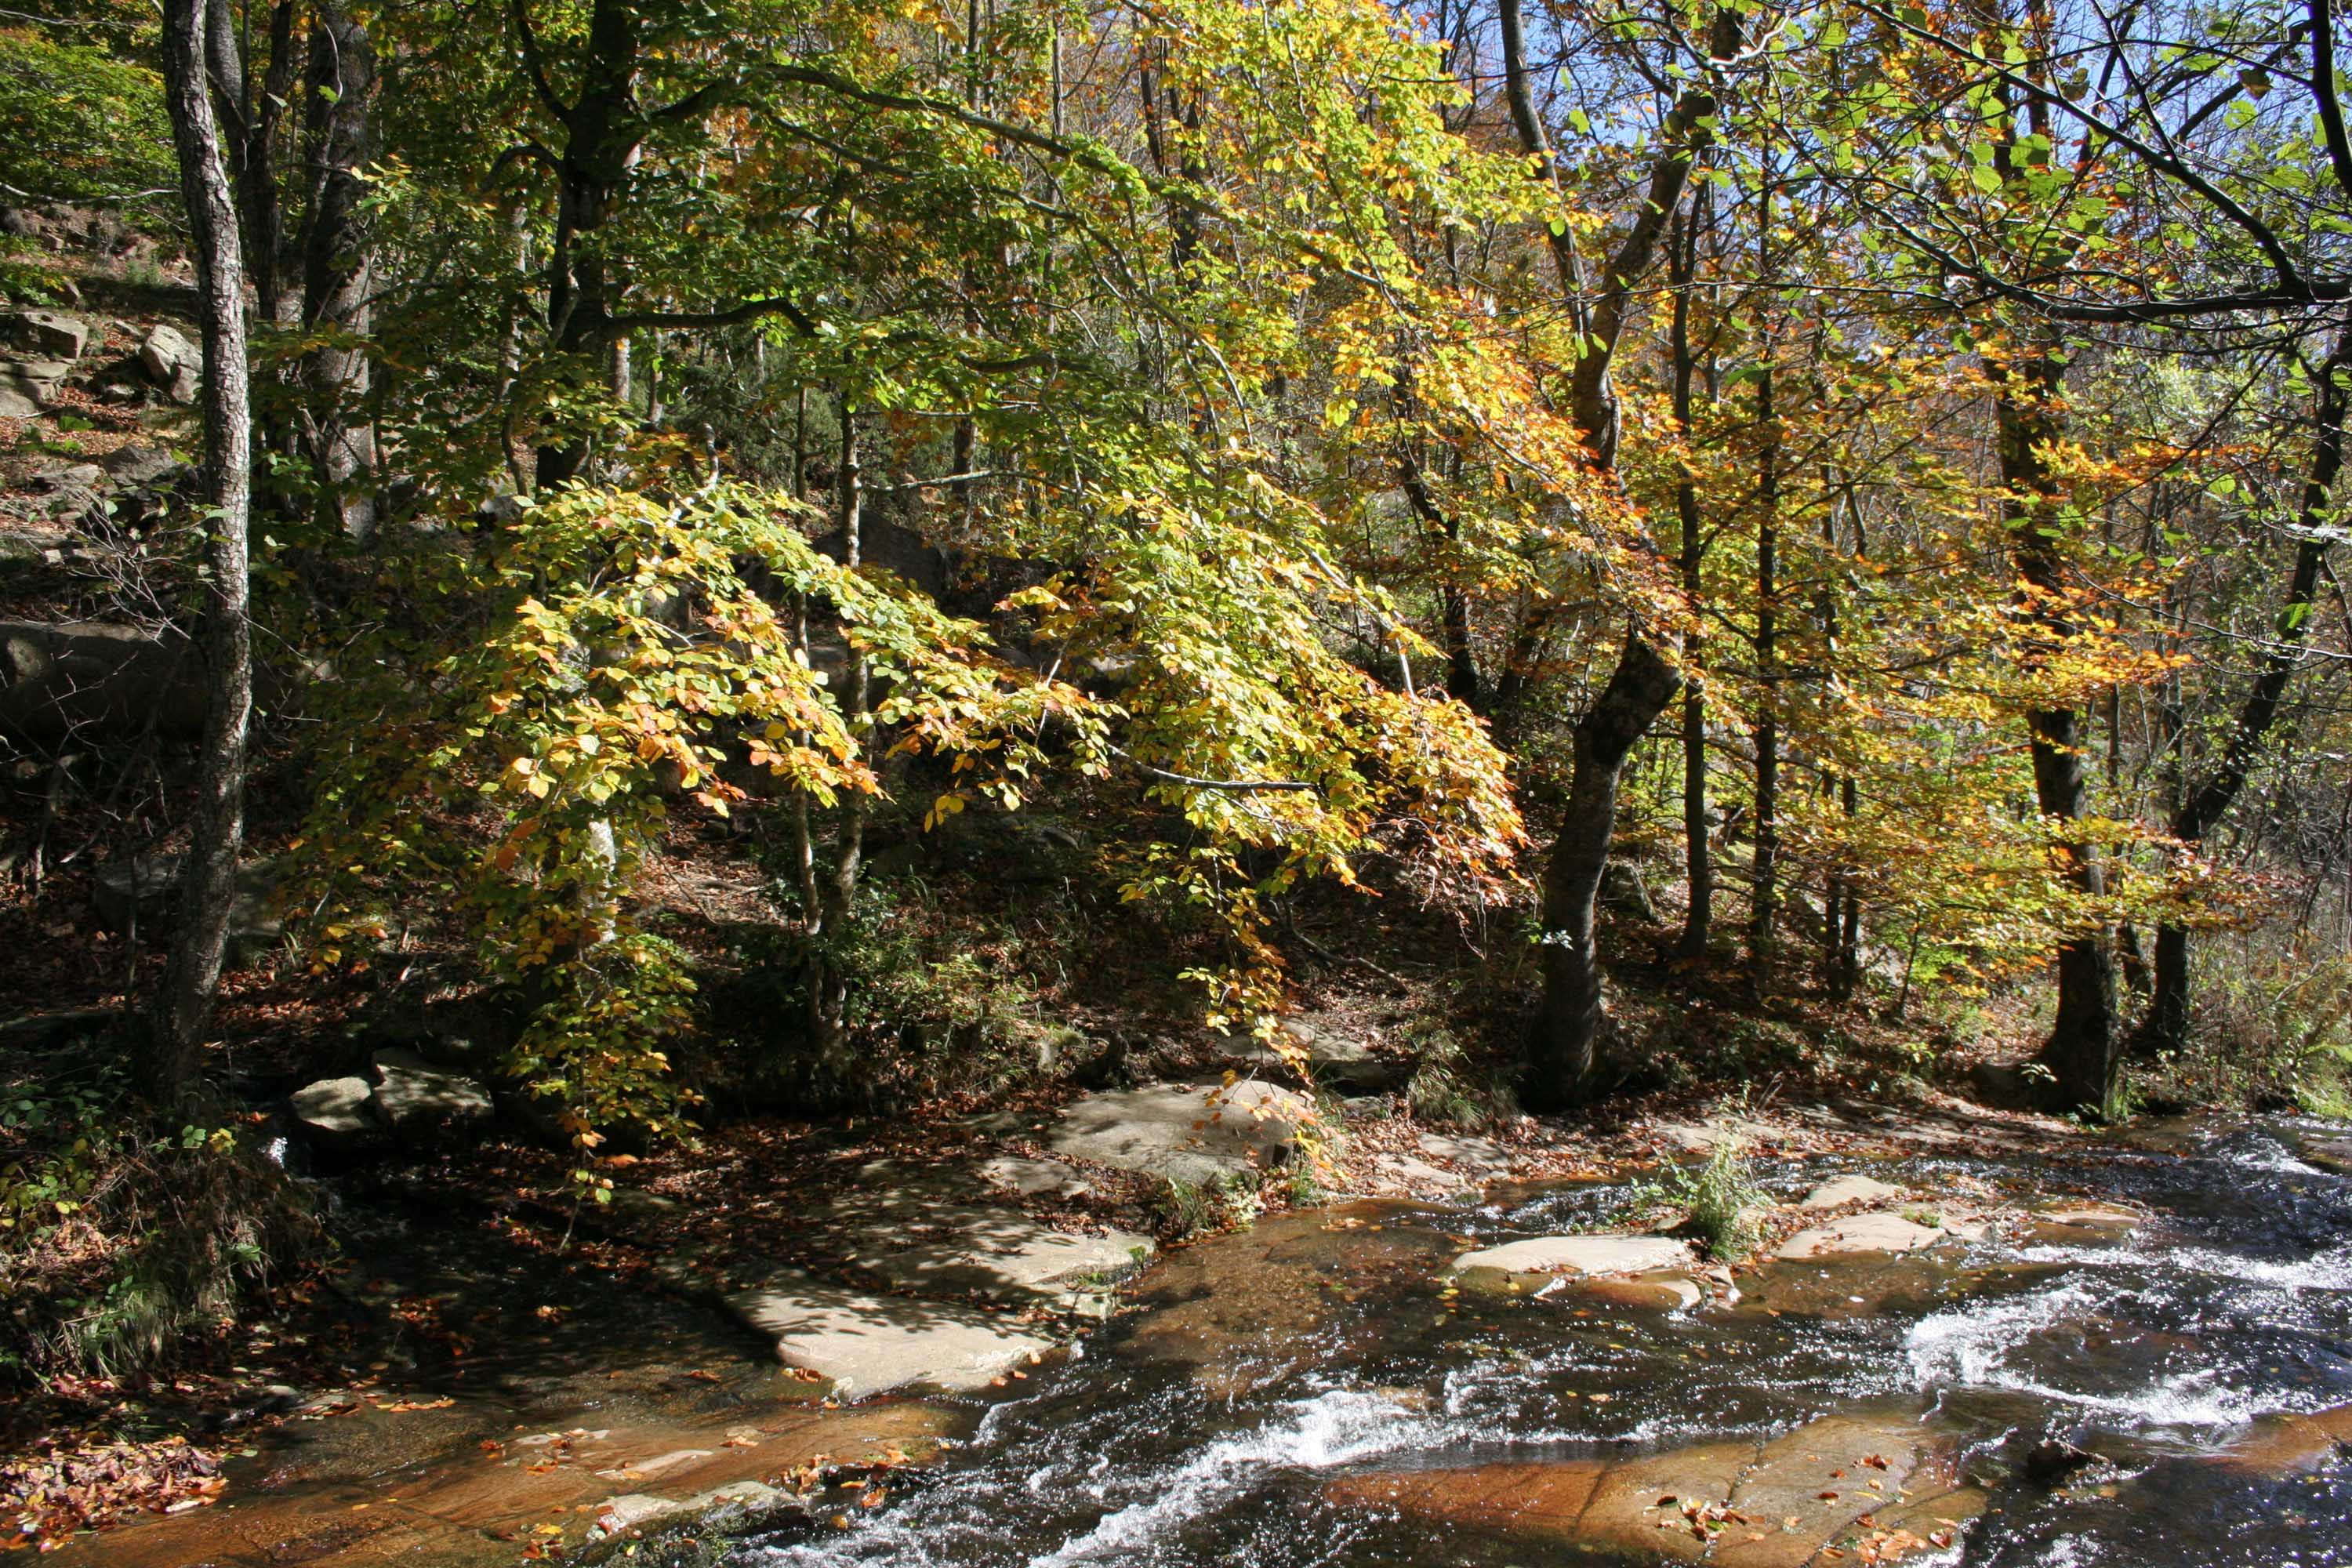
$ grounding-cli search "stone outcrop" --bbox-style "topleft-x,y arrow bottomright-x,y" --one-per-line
0,358 -> 69,419
726,1270 -> 1054,1397
1,619 -> 205,739
1048,1080 -> 1308,1184
817,1160 -> 1152,1314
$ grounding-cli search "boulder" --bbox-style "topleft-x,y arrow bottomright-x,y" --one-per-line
1,309 -> 88,361
725,1269 -> 1052,1397
1225,1016 -> 1410,1093
1048,1080 -> 1308,1185
0,358 -> 70,418
292,1076 -> 382,1151
90,853 -> 281,959
1800,1174 -> 1908,1209
1,619 -> 206,739
1452,1234 -> 1694,1276
370,1047 -> 495,1137
136,324 -> 200,403
1775,1210 -> 1942,1260
103,443 -> 189,489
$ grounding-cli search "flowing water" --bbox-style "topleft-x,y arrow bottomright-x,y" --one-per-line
728,1118 -> 2352,1568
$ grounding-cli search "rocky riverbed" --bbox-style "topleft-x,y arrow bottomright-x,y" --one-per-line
45,1093 -> 2352,1568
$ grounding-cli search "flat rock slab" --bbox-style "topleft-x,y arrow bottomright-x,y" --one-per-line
727,1271 -> 1052,1396
372,1047 -> 494,1134
820,1161 -> 1151,1308
1326,1408 -> 1974,1566
1048,1081 -> 1308,1185
1775,1210 -> 1941,1260
1801,1174 -> 1908,1208
977,1155 -> 1093,1200
1453,1234 -> 1694,1276
1222,1017 -> 1410,1092
1417,1131 -> 1515,1181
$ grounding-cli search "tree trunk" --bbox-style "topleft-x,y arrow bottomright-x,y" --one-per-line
1993,341 -> 2119,1117
155,0 -> 255,1091
1670,195 -> 1712,960
1501,0 -> 1741,1106
300,0 -> 376,537
1528,636 -> 1684,1101
1747,283 -> 1780,996
2147,328 -> 2352,1054
804,394 -> 869,1091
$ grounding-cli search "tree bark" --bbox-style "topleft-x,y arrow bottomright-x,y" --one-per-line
1501,0 -> 1742,1106
1992,339 -> 2119,1116
1670,194 -> 1713,960
300,0 -> 376,537
1747,253 -> 1780,995
2147,328 -> 2352,1054
156,0 -> 255,1091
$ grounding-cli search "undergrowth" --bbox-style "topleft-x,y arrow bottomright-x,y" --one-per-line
0,1033 -> 321,1389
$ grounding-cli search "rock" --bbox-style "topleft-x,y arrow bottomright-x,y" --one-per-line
1224,1017 -> 1410,1093
1775,1210 -> 1942,1260
976,1155 -> 1092,1200
292,1076 -> 382,1150
1326,1461 -> 1611,1544
1573,1271 -> 1705,1311
29,461 -> 101,493
1,309 -> 88,361
136,324 -> 201,403
1325,1407 -> 1974,1566
1048,1080 -> 1309,1185
1653,1115 -> 1778,1156
90,852 -> 281,959
725,1269 -> 1053,1397
1599,858 -> 1660,923
1800,1173 -> 1908,1208
821,1161 -> 1149,1311
2037,1203 -> 2140,1231
103,443 -> 187,488
594,1479 -> 789,1535
2024,1436 -> 2098,1484
370,1047 -> 495,1136
1714,1412 -> 1958,1567
2217,1403 -> 2352,1474
1452,1234 -> 1694,1276
0,358 -> 70,417
2,619 -> 206,739
1353,1150 -> 1474,1199
90,854 -> 183,931
1417,1131 -> 1514,1181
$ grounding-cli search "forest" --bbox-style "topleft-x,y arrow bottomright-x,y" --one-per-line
2,0 -> 2351,1561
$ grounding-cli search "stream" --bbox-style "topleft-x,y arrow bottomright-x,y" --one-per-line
731,1117 -> 2352,1568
